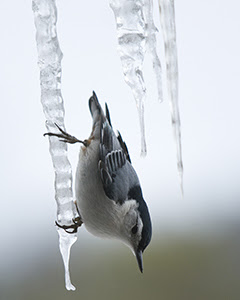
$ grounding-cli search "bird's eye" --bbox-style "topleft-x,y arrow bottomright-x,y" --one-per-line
131,224 -> 138,235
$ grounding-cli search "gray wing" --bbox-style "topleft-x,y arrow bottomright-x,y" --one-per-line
99,105 -> 138,204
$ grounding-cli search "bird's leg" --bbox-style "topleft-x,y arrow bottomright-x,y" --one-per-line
44,123 -> 88,146
74,200 -> 81,218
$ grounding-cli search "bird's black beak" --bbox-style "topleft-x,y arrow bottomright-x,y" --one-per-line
135,250 -> 143,273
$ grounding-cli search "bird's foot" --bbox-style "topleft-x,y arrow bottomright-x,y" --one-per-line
55,216 -> 83,234
44,123 -> 87,146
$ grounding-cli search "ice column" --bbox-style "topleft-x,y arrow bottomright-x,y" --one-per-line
110,0 -> 163,156
158,0 -> 183,193
32,0 -> 78,290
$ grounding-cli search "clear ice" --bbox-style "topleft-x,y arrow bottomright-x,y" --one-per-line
110,0 -> 163,156
32,0 -> 78,290
111,0 -> 183,191
158,0 -> 183,193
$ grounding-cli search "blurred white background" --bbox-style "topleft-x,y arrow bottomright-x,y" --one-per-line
0,0 -> 240,299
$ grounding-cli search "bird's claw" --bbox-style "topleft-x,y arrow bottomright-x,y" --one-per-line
44,123 -> 86,145
55,217 -> 83,234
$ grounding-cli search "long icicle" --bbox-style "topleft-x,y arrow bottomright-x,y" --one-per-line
110,0 -> 163,156
32,0 -> 79,290
159,0 -> 183,194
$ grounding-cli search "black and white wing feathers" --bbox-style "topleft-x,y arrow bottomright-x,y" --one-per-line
98,105 -> 138,204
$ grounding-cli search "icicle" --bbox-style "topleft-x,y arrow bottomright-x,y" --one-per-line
110,0 -> 163,156
32,0 -> 79,290
110,0 -> 183,192
158,0 -> 183,194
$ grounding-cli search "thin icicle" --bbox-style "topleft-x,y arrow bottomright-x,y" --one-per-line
110,0 -> 163,156
158,0 -> 183,194
32,0 -> 79,290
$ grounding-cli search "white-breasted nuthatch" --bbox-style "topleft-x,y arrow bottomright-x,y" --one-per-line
45,92 -> 152,272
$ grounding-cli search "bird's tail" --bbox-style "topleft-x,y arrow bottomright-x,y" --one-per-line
89,91 -> 103,122
89,91 -> 109,139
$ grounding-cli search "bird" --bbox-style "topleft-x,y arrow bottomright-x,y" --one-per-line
44,91 -> 152,273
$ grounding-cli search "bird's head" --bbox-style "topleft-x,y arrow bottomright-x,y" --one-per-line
120,185 -> 152,273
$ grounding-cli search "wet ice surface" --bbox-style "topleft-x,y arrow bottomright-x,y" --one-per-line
158,0 -> 183,193
110,0 -> 163,156
32,0 -> 78,290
